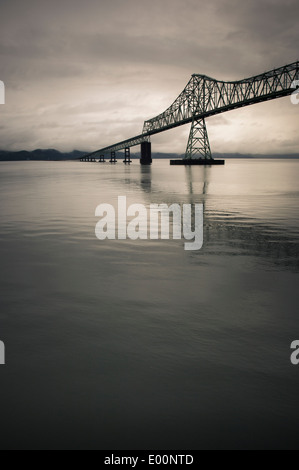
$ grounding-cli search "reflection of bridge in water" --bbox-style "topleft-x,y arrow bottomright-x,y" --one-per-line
114,163 -> 299,270
82,61 -> 299,166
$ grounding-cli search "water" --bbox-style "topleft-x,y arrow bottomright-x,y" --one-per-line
0,159 -> 298,450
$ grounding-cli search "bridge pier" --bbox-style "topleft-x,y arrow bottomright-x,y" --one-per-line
110,151 -> 117,163
123,148 -> 132,164
140,142 -> 152,165
169,117 -> 224,165
185,117 -> 212,160
170,159 -> 225,165
99,155 -> 106,163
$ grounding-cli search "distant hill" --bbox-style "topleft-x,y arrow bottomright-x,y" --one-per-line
0,149 -> 86,161
213,152 -> 299,159
0,149 -> 298,161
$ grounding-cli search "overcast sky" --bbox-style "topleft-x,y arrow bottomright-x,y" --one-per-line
0,0 -> 298,154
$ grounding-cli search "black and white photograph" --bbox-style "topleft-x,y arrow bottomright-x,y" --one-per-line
0,0 -> 298,452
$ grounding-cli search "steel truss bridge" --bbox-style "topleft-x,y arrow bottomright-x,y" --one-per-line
81,61 -> 299,164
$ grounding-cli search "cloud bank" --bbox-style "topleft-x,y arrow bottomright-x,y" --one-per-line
0,0 -> 298,154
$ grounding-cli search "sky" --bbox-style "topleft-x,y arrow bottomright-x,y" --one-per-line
0,0 -> 298,154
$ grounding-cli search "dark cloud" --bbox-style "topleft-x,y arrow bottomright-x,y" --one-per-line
0,0 -> 298,153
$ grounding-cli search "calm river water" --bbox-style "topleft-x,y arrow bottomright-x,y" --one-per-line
0,159 -> 298,449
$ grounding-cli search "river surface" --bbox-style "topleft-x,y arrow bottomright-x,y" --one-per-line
0,159 -> 298,449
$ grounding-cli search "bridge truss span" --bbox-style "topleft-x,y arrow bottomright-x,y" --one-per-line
142,61 -> 299,135
83,61 -> 299,163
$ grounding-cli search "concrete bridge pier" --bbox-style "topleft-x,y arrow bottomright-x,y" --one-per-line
140,142 -> 152,165
123,148 -> 132,164
110,151 -> 117,163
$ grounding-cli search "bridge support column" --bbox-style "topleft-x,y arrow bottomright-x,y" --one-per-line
185,117 -> 212,160
140,141 -> 152,165
99,155 -> 106,162
110,151 -> 117,163
124,148 -> 132,164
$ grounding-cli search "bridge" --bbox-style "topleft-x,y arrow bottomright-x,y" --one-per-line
81,61 -> 299,165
